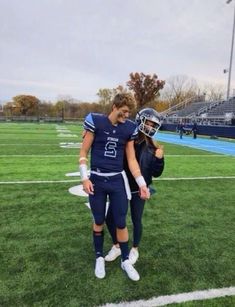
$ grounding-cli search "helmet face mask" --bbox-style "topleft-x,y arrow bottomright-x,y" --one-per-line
136,108 -> 161,138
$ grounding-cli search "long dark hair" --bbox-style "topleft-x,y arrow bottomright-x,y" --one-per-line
136,131 -> 159,150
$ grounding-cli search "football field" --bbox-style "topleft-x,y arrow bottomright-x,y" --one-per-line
0,122 -> 235,307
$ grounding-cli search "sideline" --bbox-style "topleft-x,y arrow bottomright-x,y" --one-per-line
156,132 -> 235,156
101,287 -> 235,307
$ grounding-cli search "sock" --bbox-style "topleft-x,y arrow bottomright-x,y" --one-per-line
119,241 -> 129,261
93,230 -> 104,258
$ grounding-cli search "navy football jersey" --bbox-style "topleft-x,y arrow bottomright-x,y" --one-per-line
84,113 -> 138,172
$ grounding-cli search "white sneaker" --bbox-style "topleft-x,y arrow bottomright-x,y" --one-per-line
129,248 -> 139,265
121,259 -> 140,281
105,245 -> 121,262
95,257 -> 105,279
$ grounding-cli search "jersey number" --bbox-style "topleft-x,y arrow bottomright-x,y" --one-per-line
104,141 -> 117,158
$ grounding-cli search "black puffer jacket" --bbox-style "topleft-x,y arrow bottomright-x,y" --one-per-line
124,141 -> 164,192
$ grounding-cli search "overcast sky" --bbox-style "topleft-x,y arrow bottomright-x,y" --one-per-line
0,0 -> 234,102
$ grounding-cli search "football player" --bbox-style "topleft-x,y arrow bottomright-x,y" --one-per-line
79,93 -> 150,281
105,108 -> 165,265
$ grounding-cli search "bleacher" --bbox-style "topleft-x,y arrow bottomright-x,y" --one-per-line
201,98 -> 235,117
164,97 -> 235,118
162,96 -> 235,128
168,101 -> 211,117
162,97 -> 235,137
179,101 -> 211,116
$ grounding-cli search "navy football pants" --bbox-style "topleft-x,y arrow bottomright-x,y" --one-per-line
89,173 -> 128,229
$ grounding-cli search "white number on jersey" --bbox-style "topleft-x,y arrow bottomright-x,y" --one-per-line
104,141 -> 117,158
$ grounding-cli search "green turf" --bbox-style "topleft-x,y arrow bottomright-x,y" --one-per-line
0,122 -> 234,307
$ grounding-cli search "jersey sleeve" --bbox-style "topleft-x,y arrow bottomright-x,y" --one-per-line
129,124 -> 138,141
83,113 -> 96,133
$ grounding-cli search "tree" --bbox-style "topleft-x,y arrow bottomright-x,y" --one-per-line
201,83 -> 225,101
162,75 -> 199,107
13,95 -> 40,116
55,95 -> 74,119
39,100 -> 57,117
97,87 -> 130,113
126,72 -> 165,109
97,88 -> 113,107
3,101 -> 16,117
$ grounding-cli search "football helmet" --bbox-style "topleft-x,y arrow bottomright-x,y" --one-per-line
135,108 -> 161,137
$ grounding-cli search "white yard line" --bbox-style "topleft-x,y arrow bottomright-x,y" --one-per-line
0,176 -> 235,184
101,287 -> 235,307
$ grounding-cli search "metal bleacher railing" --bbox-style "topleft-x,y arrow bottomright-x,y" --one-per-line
161,97 -> 235,126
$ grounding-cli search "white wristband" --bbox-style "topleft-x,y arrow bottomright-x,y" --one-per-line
135,175 -> 146,187
79,164 -> 88,181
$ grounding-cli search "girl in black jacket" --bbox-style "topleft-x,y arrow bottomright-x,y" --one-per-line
105,108 -> 164,265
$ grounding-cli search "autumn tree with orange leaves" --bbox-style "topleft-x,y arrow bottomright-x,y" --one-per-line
13,95 -> 40,116
127,72 -> 165,109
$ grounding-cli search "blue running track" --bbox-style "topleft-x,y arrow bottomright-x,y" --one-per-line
155,132 -> 235,156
